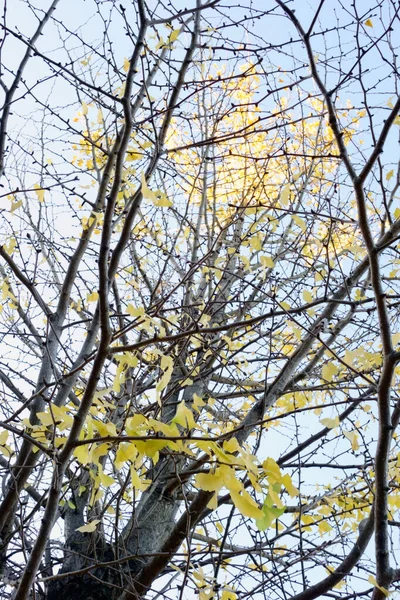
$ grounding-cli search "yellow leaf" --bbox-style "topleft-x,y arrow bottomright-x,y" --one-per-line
322,362 -> 338,382
320,416 -> 340,429
81,101 -> 88,115
0,447 -> 12,461
10,198 -> 23,213
280,184 -> 290,206
141,172 -> 158,202
155,36 -> 166,51
169,29 -> 180,43
87,291 -> 99,303
368,575 -> 390,596
231,490 -> 264,519
192,393 -> 206,413
34,184 -> 45,203
0,430 -> 8,445
153,192 -> 173,208
172,401 -> 196,430
136,439 -> 170,459
212,446 -> 238,468
123,57 -> 130,72
293,214 -> 306,232
130,466 -> 152,491
76,519 -> 100,533
223,437 -> 241,454
268,487 -> 283,508
156,354 -> 174,402
92,443 -> 109,464
364,19 -> 373,27
97,108 -> 103,124
126,304 -> 145,318
282,473 -> 298,497
394,207 -> 400,220
250,236 -> 262,251
343,430 -> 360,451
112,366 -> 125,393
99,473 -> 114,487
221,592 -> 237,600
303,290 -> 313,303
192,569 -> 205,583
93,419 -> 116,438
386,169 -> 394,181
207,493 -> 218,510
114,442 -> 138,469
74,444 -> 93,465
3,238 -> 16,255
318,520 -> 332,534
262,457 -> 282,484
260,255 -> 274,268
196,470 -> 224,493
126,150 -> 143,161
216,521 -> 223,534
37,405 -> 73,431
126,413 -> 148,434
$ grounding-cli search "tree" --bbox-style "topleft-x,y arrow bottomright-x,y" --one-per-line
1,0 -> 400,599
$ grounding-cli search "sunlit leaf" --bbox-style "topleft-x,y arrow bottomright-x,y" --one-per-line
260,255 -> 274,268
169,29 -> 180,44
99,472 -> 114,487
171,401 -> 196,430
282,473 -> 298,497
34,184 -> 45,203
196,470 -> 224,493
76,519 -> 100,533
130,466 -> 152,491
231,490 -> 264,519
292,215 -> 306,232
141,172 -> 158,201
368,575 -> 390,596
318,520 -> 332,534
10,198 -> 23,213
322,362 -> 338,382
262,457 -> 282,484
114,442 -> 138,469
320,416 -> 340,429
280,184 -> 290,206
344,430 -> 360,451
74,444 -> 93,465
221,591 -> 237,600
